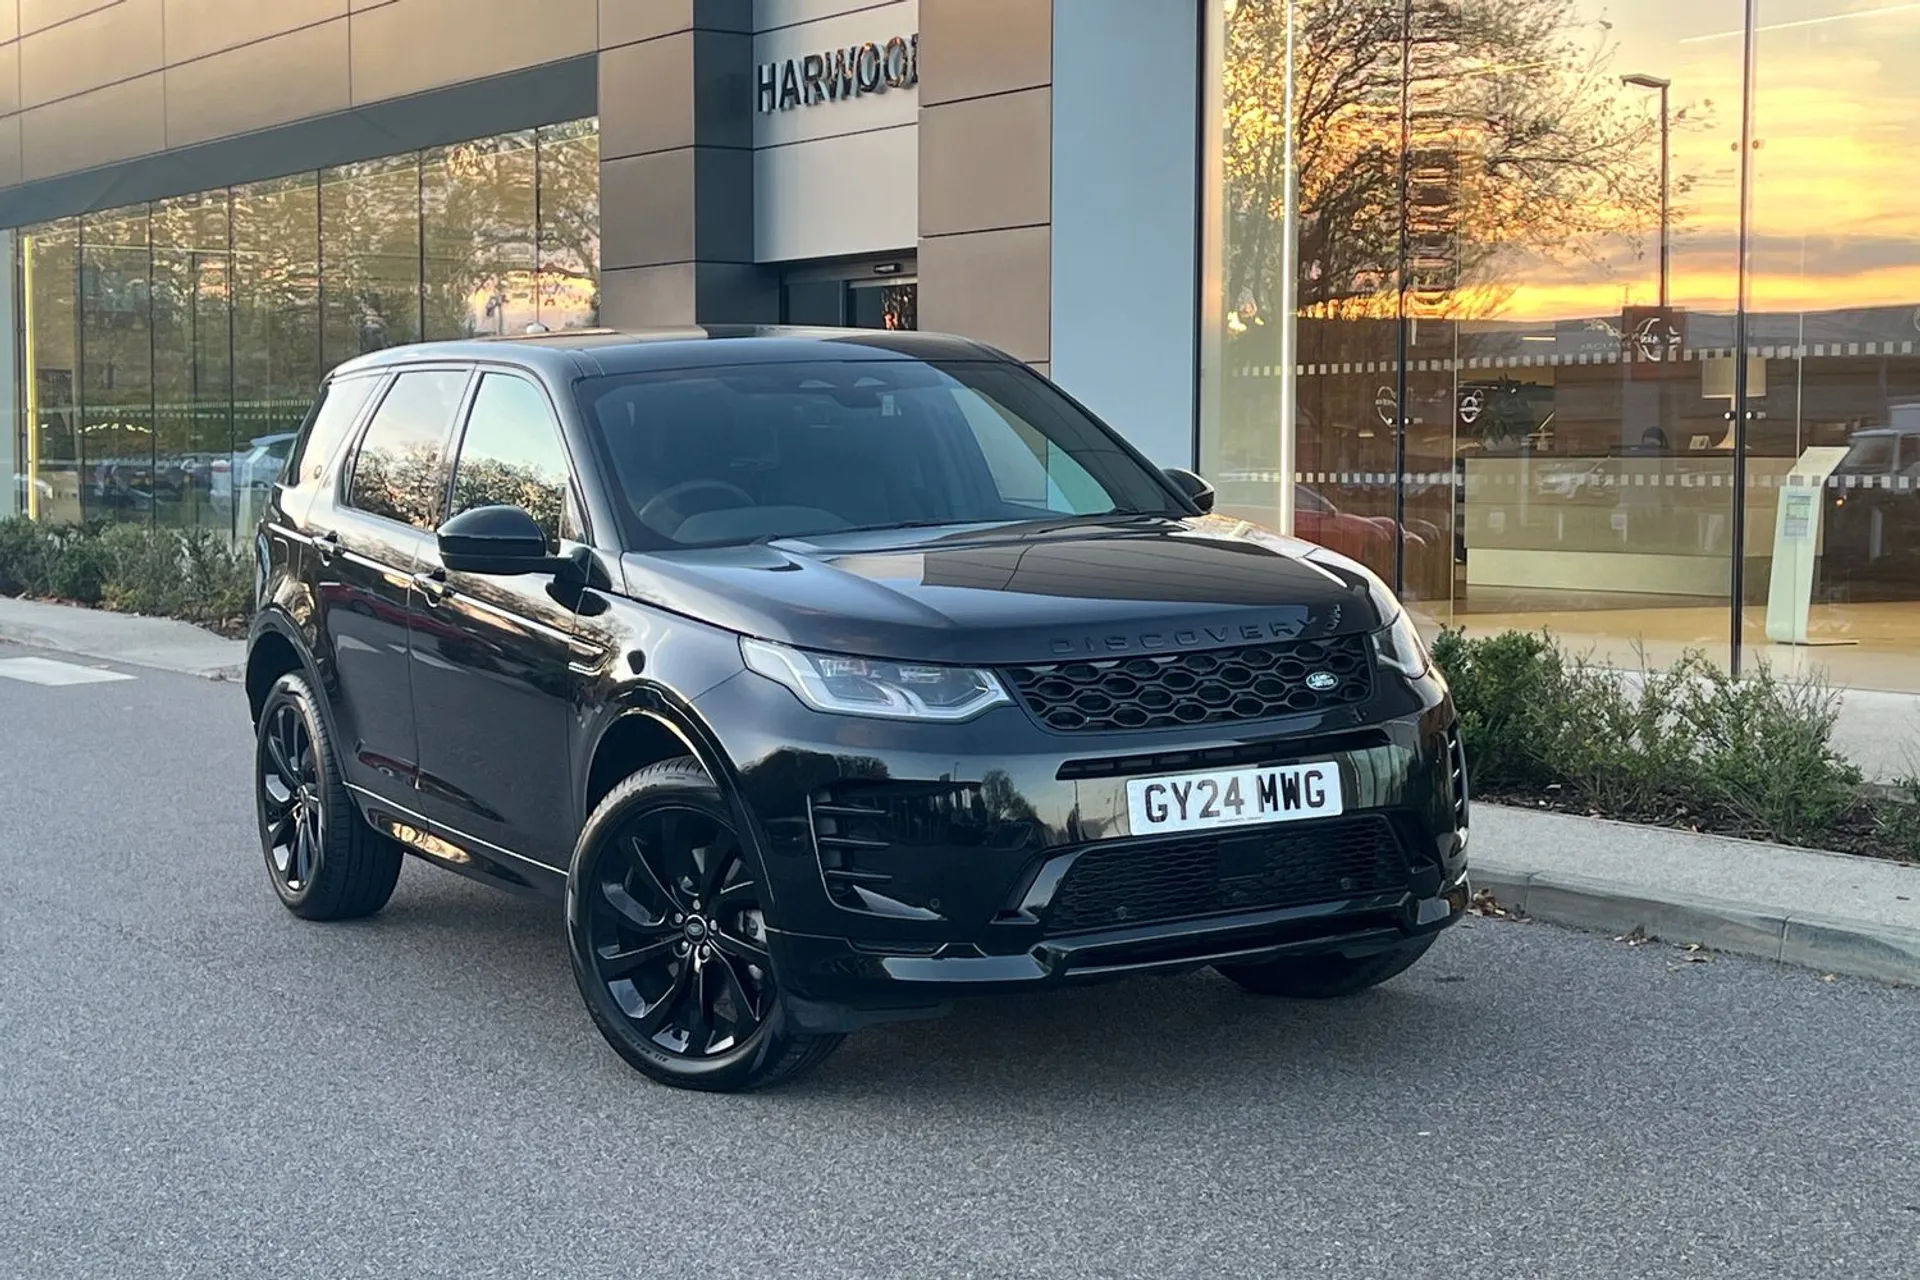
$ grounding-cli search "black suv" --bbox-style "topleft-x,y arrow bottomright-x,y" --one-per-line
245,328 -> 1470,1092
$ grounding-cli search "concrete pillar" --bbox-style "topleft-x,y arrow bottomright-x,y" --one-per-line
597,0 -> 777,326
1049,0 -> 1201,467
915,0 -> 1053,369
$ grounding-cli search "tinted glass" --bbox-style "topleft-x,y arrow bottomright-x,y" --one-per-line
576,359 -> 1181,548
321,155 -> 422,364
424,133 -> 537,339
347,370 -> 470,528
291,375 -> 381,487
451,374 -> 575,551
79,207 -> 153,529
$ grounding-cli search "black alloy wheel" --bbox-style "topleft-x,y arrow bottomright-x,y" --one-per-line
260,701 -> 323,894
253,672 -> 404,921
568,757 -> 842,1092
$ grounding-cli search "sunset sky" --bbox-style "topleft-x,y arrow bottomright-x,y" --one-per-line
1493,0 -> 1920,322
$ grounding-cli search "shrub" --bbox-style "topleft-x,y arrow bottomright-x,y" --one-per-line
0,516 -> 252,626
1432,628 -> 1866,848
100,524 -> 252,624
39,522 -> 115,604
0,516 -> 52,596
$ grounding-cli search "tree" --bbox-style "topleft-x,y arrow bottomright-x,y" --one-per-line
1221,0 -> 1686,329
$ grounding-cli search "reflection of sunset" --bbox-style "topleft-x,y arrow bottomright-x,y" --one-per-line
1491,0 -> 1920,324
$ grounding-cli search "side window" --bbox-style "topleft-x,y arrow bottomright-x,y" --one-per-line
450,373 -> 578,552
290,375 -> 381,487
951,387 -> 1111,514
346,369 -> 470,529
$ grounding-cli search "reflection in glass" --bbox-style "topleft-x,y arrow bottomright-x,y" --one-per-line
232,173 -> 321,539
536,119 -> 601,330
1742,0 -> 1920,690
152,192 -> 233,534
21,219 -> 80,523
347,369 -> 471,529
322,154 -> 423,366
79,206 -> 155,526
1203,0 -> 1746,672
451,373 -> 571,548
12,117 -> 599,541
425,132 -> 537,339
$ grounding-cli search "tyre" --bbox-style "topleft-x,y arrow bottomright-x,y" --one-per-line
254,671 -> 404,921
1215,933 -> 1439,999
566,756 -> 843,1093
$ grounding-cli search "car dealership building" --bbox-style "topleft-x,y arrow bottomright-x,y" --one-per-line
4,0 -> 1920,691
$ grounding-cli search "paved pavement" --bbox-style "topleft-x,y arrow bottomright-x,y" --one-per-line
1475,807 -> 1920,985
0,596 -> 243,680
3,639 -> 1920,1279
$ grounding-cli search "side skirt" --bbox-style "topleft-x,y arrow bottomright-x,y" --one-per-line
348,784 -> 568,900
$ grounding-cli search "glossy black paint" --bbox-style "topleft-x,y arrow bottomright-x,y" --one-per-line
246,326 -> 1468,1030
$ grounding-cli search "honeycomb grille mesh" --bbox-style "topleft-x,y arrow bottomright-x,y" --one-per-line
1044,817 -> 1408,935
1003,635 -> 1373,733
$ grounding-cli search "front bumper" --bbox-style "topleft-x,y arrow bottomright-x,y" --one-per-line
692,663 -> 1470,1028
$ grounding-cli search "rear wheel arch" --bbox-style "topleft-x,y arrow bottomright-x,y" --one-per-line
246,621 -> 310,727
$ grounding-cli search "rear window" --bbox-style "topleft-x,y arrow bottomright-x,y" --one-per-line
574,359 -> 1180,548
289,374 -> 381,487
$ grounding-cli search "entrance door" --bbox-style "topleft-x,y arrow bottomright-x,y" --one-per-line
781,258 -> 917,331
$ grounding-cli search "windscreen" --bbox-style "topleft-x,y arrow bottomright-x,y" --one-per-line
574,359 -> 1183,548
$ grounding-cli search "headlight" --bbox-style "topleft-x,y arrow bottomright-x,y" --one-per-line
1373,610 -> 1431,679
741,638 -> 1011,722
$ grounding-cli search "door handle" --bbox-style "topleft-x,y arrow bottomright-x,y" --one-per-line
413,568 -> 450,606
314,530 -> 340,565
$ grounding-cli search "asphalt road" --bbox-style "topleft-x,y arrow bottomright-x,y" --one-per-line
2,640 -> 1917,1280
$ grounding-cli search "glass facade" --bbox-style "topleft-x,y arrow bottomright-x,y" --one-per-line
12,117 -> 599,538
1203,1 -> 1920,692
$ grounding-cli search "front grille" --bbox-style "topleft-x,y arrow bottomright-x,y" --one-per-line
1003,635 -> 1373,733
1043,816 -> 1409,935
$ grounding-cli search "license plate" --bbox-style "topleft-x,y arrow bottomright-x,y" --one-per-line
1125,761 -> 1344,836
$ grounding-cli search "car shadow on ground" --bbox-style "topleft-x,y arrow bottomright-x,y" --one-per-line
354,866 -> 1499,1108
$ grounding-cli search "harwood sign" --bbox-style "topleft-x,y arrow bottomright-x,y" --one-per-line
756,34 -> 920,112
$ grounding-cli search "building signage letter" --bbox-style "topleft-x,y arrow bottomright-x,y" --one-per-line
757,32 -> 918,112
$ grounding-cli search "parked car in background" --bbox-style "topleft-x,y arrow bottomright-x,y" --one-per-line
1824,422 -> 1920,592
211,433 -> 298,513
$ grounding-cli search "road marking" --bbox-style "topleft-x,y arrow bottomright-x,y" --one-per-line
0,657 -> 135,686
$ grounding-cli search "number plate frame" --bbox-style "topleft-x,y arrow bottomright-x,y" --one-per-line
1124,761 -> 1345,836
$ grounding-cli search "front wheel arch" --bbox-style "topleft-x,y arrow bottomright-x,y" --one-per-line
577,698 -> 777,909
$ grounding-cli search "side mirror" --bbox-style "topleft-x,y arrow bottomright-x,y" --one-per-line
1163,466 -> 1216,514
437,504 -> 556,575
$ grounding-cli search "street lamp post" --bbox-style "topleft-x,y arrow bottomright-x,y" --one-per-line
1622,73 -> 1672,309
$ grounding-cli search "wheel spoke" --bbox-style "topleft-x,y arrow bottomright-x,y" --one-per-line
599,877 -> 671,932
680,961 -> 718,1054
265,721 -> 299,788
710,921 -> 768,965
597,935 -> 678,980
625,835 -> 683,911
261,775 -> 294,816
293,818 -> 316,886
277,712 -> 303,782
710,949 -> 766,1029
631,962 -> 693,1037
267,811 -> 296,851
697,833 -> 739,901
